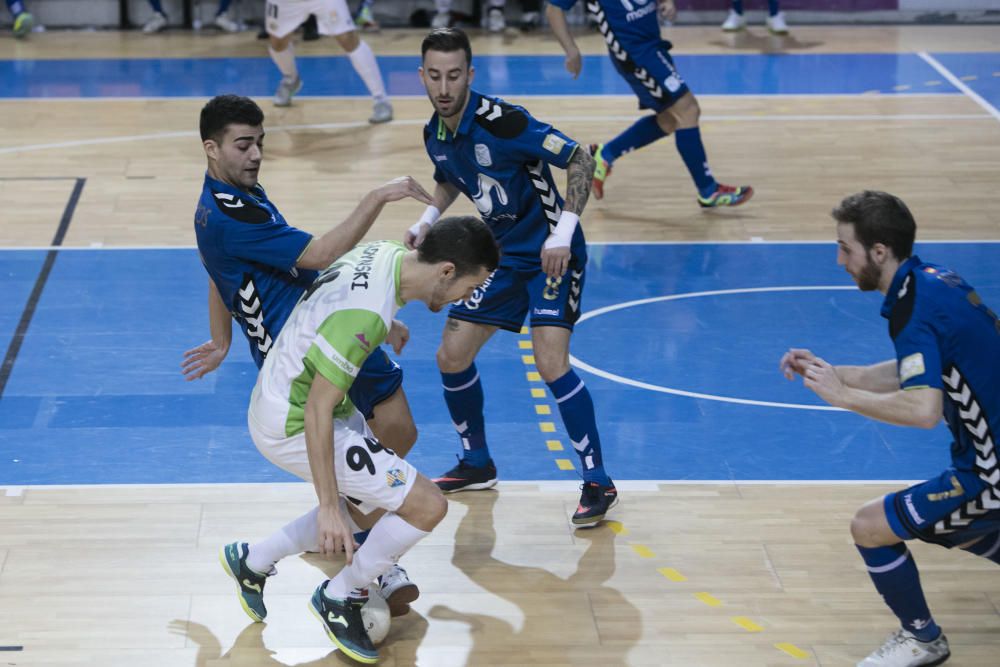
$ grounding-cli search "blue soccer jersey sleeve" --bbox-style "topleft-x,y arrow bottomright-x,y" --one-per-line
894,312 -> 944,391
223,219 -> 312,273
503,111 -> 579,170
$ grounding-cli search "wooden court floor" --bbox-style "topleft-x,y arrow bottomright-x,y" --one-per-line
1,25 -> 1000,667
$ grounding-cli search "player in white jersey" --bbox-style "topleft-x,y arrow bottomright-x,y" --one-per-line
229,217 -> 499,663
265,0 -> 393,121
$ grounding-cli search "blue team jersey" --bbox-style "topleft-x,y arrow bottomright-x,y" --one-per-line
881,255 -> 1000,477
424,90 -> 586,268
194,173 -> 316,368
550,0 -> 664,55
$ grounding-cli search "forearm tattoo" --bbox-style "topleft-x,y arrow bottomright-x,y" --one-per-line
564,147 -> 595,215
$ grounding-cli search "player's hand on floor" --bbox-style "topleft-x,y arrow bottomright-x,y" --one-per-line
181,340 -> 227,381
317,504 -> 357,564
378,176 -> 434,206
779,348 -> 818,380
565,47 -> 582,79
387,319 -> 410,354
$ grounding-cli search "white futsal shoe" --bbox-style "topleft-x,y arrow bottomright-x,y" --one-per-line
857,629 -> 950,667
721,9 -> 745,31
766,11 -> 789,35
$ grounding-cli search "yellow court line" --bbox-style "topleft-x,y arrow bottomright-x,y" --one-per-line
657,567 -> 687,582
539,422 -> 556,433
605,520 -> 628,535
960,74 -> 978,81
630,544 -> 656,559
518,340 -> 533,349
893,84 -> 912,91
546,439 -> 563,451
531,388 -> 546,398
732,616 -> 763,632
526,371 -> 541,382
555,458 -> 575,471
521,354 -> 535,365
923,80 -> 942,86
693,592 -> 722,607
774,643 -> 811,659
519,326 -> 529,334
535,404 -> 551,415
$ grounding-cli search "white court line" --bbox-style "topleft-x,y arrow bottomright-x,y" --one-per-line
0,111 -> 991,156
918,51 -> 1000,123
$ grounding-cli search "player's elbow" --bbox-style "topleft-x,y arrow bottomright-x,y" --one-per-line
912,393 -> 942,429
913,410 -> 941,429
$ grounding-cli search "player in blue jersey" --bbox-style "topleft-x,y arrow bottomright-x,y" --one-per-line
408,28 -> 618,526
186,94 -> 432,618
780,191 -> 1000,667
6,0 -> 32,38
545,0 -> 753,208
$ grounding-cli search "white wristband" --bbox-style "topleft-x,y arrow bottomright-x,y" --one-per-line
545,211 -> 579,248
407,205 -> 441,238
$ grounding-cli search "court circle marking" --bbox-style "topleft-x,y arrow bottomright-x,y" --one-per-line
569,285 -> 857,411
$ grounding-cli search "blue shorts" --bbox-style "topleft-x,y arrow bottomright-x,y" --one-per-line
885,466 -> 1000,548
611,40 -> 690,112
448,260 -> 586,333
348,347 -> 403,420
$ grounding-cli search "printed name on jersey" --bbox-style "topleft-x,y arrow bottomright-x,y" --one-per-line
210,189 -> 272,224
473,97 -> 529,138
238,275 -> 274,356
474,143 -> 493,167
899,353 -> 926,382
586,0 -> 664,100
542,134 -> 566,155
472,173 -> 509,217
351,244 -> 380,290
526,160 -> 561,229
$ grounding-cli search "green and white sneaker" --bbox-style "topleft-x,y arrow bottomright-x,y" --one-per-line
309,582 -> 378,664
219,542 -> 271,622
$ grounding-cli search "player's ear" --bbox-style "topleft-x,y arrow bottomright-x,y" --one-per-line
871,242 -> 889,264
468,64 -> 475,84
439,261 -> 456,280
203,139 -> 219,161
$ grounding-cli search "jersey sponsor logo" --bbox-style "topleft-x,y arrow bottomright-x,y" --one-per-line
213,192 -> 245,209
458,269 -> 496,310
624,0 -> 656,22
386,468 -> 407,488
474,143 -> 493,167
351,244 -> 380,290
533,307 -> 560,316
355,332 -> 372,353
472,173 -> 509,217
542,133 -> 566,155
903,493 -> 926,524
899,353 -> 926,382
238,275 -> 274,357
433,154 -> 448,162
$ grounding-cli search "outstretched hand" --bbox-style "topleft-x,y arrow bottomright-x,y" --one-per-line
778,348 -> 818,381
181,340 -> 227,381
377,176 -> 434,206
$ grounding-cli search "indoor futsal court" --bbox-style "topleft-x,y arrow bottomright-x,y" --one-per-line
1,7 -> 1000,666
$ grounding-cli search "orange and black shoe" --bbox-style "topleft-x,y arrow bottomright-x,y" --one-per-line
433,456 -> 498,493
698,183 -> 754,208
589,144 -> 613,200
572,480 -> 618,526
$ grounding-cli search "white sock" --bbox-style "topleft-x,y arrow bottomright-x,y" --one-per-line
347,40 -> 387,103
435,0 -> 451,14
246,506 -> 318,573
488,0 -> 505,9
268,43 -> 298,80
324,513 -> 428,599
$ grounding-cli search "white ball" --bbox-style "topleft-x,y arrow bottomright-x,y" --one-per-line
361,592 -> 391,644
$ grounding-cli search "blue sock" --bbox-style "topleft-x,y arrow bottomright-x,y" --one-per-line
768,0 -> 779,16
856,544 -> 941,642
675,127 -> 717,198
442,363 -> 491,468
547,370 -> 610,486
354,529 -> 370,546
8,0 -> 24,17
731,0 -> 743,14
148,0 -> 164,14
216,0 -> 231,14
962,531 -> 1000,565
602,115 -> 667,165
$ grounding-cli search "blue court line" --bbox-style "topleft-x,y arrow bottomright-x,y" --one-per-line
2,242 -> 1000,486
0,53 -> 980,99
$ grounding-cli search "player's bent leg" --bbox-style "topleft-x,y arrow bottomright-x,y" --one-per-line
367,387 -> 417,458
850,495 -> 903,548
268,34 -> 302,107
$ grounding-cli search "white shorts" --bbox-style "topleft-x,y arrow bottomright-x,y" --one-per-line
248,392 -> 417,515
266,0 -> 356,38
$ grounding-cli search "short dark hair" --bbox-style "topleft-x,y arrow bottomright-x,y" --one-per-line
199,95 -> 264,143
418,216 -> 500,277
831,190 -> 916,260
421,28 -> 472,67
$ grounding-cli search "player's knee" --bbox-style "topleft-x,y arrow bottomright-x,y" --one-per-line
336,30 -> 360,52
850,509 -> 881,547
436,345 -> 472,373
535,358 -> 569,384
399,477 -> 447,530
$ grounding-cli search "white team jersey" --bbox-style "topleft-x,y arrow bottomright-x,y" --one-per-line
252,241 -> 406,438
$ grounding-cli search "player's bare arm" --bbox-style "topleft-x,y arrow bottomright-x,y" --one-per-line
782,350 -> 900,393
405,181 -> 462,249
564,146 -> 595,216
299,176 -> 434,269
182,279 -> 233,381
541,147 -> 594,278
304,373 -> 356,562
545,4 -> 581,79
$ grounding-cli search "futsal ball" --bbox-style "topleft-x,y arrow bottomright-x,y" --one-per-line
361,592 -> 391,644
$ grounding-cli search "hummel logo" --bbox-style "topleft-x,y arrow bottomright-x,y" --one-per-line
242,579 -> 262,594
214,192 -> 245,209
327,612 -> 349,628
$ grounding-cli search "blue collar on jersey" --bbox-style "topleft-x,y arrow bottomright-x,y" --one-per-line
880,254 -> 922,318
435,89 -> 482,142
203,171 -> 267,204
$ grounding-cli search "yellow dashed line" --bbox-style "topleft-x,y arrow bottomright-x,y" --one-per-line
732,616 -> 763,632
960,75 -> 978,81
893,84 -> 911,91
862,89 -> 880,95
546,439 -> 563,451
630,544 -> 656,559
555,458 -> 575,471
923,80 -> 942,86
535,404 -> 551,415
539,422 -> 556,433
694,592 -> 722,607
518,340 -> 533,349
775,643 -> 810,659
526,371 -> 541,382
521,354 -> 535,365
605,520 -> 628,535
657,567 -> 687,582
531,388 -> 546,398
519,326 -> 529,334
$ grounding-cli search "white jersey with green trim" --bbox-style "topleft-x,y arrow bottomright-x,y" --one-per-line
252,241 -> 406,437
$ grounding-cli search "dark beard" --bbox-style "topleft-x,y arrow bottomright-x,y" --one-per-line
856,256 -> 882,292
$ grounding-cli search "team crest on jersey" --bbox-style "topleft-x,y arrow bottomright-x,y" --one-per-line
355,332 -> 372,353
542,134 -> 566,155
474,143 -> 493,167
386,468 -> 407,488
